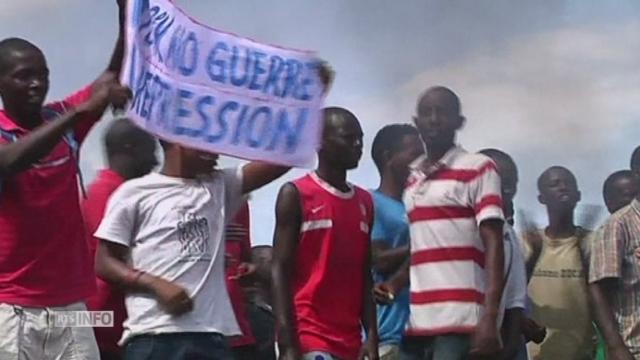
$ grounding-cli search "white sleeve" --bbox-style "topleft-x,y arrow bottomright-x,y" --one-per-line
504,229 -> 528,310
94,185 -> 137,247
222,166 -> 244,223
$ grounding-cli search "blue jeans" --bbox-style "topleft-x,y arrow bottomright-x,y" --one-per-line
400,335 -> 470,360
124,332 -> 232,360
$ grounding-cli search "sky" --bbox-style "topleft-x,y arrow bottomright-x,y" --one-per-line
1,1 -> 639,245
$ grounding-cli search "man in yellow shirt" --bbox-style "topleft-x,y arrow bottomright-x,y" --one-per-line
521,166 -> 594,360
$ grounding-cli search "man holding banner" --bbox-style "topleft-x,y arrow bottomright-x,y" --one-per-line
0,1 -> 130,359
94,1 -> 332,359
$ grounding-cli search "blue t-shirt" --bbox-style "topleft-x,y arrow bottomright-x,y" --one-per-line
371,190 -> 410,345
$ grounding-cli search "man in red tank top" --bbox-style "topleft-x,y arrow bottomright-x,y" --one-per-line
272,107 -> 379,360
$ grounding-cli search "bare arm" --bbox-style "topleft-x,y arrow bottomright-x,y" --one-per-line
271,183 -> 302,356
94,0 -> 127,86
0,84 -> 122,177
0,108 -> 86,176
241,162 -> 290,194
371,241 -> 409,275
589,280 -> 633,359
96,240 -> 194,315
479,219 -> 505,319
95,241 -> 155,293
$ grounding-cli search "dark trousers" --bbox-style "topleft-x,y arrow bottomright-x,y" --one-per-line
400,335 -> 470,360
231,344 -> 257,360
124,332 -> 232,360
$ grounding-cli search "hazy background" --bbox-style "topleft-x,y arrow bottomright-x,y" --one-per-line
2,0 -> 639,244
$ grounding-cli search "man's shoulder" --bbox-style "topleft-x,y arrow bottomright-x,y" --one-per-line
609,203 -> 639,223
110,173 -> 162,199
452,150 -> 495,170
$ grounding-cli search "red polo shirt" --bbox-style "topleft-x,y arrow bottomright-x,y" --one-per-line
225,202 -> 256,347
82,169 -> 127,354
0,86 -> 98,306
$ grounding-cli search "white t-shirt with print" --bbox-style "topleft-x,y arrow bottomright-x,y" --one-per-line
95,168 -> 244,344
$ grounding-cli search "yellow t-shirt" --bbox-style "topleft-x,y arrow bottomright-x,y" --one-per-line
521,228 -> 594,360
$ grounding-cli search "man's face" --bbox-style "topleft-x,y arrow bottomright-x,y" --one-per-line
322,117 -> 364,170
538,168 -> 581,212
388,133 -> 424,183
413,90 -> 463,148
0,48 -> 49,115
605,176 -> 638,214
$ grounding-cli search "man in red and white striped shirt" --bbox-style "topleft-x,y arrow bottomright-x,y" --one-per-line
378,87 -> 505,359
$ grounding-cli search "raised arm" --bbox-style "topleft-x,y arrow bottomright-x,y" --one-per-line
0,83 -> 120,177
241,162 -> 290,194
94,0 -> 127,87
271,183 -> 302,360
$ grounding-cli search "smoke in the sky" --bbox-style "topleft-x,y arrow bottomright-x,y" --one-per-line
2,0 -> 639,243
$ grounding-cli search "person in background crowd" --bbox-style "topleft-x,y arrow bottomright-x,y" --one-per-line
244,245 -> 277,360
369,124 -> 423,359
0,1 -> 130,358
479,149 -> 528,360
82,118 -> 158,360
589,147 -> 640,360
521,166 -> 594,359
377,87 -> 506,360
272,107 -> 379,360
601,170 -> 639,215
225,201 -> 259,360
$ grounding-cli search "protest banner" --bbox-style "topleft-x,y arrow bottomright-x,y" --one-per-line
121,0 -> 325,167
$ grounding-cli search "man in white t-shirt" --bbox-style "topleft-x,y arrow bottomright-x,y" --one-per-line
94,140 -> 289,360
479,149 -> 528,360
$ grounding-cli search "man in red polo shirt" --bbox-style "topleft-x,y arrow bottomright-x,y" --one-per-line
0,1 -> 131,358
82,118 -> 158,360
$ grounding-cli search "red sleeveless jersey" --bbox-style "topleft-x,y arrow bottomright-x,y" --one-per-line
291,172 -> 373,360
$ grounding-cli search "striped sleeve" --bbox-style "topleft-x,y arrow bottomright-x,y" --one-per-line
469,160 -> 504,224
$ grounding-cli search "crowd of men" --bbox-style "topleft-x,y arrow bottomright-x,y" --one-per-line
1,1 -> 639,360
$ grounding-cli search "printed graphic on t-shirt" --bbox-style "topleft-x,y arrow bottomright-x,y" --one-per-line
532,268 -> 585,278
176,208 -> 211,260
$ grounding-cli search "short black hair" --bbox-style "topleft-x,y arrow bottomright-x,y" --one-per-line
603,169 -> 634,198
104,118 -> 153,158
0,38 -> 42,74
322,107 -> 357,132
631,146 -> 640,172
416,86 -> 461,115
537,165 -> 577,192
478,148 -> 515,169
371,124 -> 419,172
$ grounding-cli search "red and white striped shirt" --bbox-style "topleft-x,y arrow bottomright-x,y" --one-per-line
403,146 -> 504,336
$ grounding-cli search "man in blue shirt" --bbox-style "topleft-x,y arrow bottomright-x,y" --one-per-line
370,124 -> 424,359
